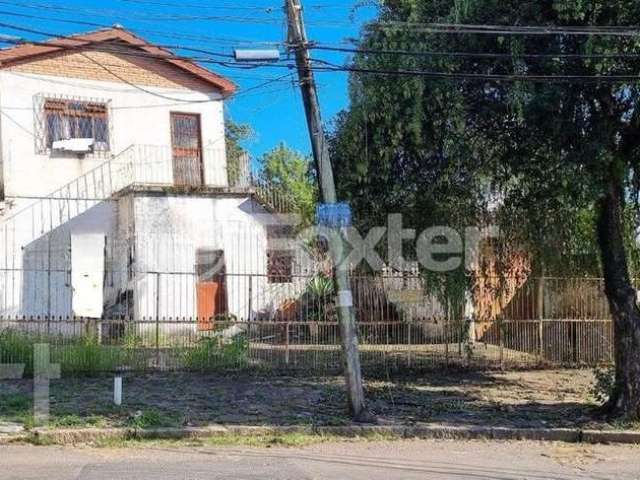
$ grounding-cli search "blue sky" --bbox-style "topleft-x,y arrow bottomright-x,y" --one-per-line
0,0 -> 377,159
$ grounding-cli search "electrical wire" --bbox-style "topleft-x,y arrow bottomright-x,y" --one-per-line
0,0 -> 284,25
312,44 -> 640,60
0,0 -> 353,28
308,57 -> 640,83
118,0 -> 352,10
118,0 -> 284,11
6,20 -> 640,84
367,22 -> 640,36
79,51 -> 294,103
0,8 -> 283,47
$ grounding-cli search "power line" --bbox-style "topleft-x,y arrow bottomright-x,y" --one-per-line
0,24 -> 281,68
0,9 -> 283,47
0,27 -> 297,103
1,0 -> 352,28
119,0 -> 351,10
6,22 -> 640,84
82,52 -> 295,103
0,0 -> 284,25
367,22 -> 640,36
312,44 -> 640,60
309,58 -> 640,83
118,0 -> 283,11
5,30 -> 639,84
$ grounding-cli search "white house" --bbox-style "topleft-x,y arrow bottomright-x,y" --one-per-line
0,27 -> 307,333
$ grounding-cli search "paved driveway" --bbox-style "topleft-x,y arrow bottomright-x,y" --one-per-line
1,439 -> 639,480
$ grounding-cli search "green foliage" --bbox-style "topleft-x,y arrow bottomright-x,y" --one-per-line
126,408 -> 180,429
0,392 -> 32,427
57,337 -> 123,376
331,0 -> 640,277
225,120 -> 253,186
0,329 -> 138,376
260,143 -> 318,226
0,329 -> 35,376
306,273 -> 335,299
301,274 -> 335,322
183,334 -> 249,371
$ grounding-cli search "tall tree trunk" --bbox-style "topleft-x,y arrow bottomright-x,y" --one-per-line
597,175 -> 640,420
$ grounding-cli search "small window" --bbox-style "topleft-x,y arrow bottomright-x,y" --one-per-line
267,250 -> 294,284
43,99 -> 109,151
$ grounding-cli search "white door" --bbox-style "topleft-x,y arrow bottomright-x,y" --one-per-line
71,234 -> 105,318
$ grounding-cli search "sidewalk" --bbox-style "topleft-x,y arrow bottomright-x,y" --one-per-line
2,438 -> 640,479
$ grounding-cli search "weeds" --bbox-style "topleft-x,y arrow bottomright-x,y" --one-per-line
0,330 -> 36,376
0,329 -> 146,376
0,392 -> 33,427
183,334 -> 249,371
126,408 -> 181,429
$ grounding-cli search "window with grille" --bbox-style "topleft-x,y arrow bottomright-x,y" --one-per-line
266,224 -> 295,283
34,95 -> 111,153
267,250 -> 294,284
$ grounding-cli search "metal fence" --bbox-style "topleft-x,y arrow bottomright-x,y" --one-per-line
0,275 -> 616,375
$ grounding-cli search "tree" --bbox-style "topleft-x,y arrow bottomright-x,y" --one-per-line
260,143 -> 318,226
225,120 -> 253,187
332,0 -> 640,419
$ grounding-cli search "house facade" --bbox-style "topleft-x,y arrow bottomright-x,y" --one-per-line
0,28 -> 306,330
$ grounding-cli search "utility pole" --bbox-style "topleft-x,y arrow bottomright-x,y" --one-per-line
285,0 -> 369,421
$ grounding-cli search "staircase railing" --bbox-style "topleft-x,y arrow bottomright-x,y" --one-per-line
0,145 -> 296,252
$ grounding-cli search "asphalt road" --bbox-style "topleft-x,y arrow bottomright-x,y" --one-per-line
1,439 -> 639,480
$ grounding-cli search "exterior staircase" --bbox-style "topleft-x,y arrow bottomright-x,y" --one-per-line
0,145 -> 295,247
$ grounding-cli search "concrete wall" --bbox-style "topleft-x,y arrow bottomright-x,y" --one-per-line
0,55 -> 230,320
4,200 -> 119,318
131,194 -> 309,322
0,67 -> 226,205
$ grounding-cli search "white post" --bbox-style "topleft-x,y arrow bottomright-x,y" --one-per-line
465,289 -> 476,344
114,375 -> 122,406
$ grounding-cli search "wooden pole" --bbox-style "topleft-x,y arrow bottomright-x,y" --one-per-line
286,0 -> 369,421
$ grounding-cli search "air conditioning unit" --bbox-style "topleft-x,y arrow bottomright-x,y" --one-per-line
52,138 -> 95,153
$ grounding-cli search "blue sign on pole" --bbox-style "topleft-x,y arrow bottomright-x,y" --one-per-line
316,203 -> 352,228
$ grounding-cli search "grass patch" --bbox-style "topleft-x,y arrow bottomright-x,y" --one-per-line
0,329 -> 146,376
0,330 -> 35,376
0,392 -> 33,428
125,408 -> 182,429
48,414 -> 109,428
92,432 -> 399,449
1,329 -> 252,377
183,335 -> 249,371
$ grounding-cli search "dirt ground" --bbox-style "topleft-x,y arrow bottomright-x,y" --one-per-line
0,369 -> 634,430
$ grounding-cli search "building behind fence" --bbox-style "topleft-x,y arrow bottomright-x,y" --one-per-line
0,274 -> 616,374
0,32 -> 617,375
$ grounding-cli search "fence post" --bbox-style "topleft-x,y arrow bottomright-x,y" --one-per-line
537,275 -> 545,363
247,275 -> 253,322
498,318 -> 504,369
407,321 -> 412,368
155,272 -> 160,366
285,321 -> 290,365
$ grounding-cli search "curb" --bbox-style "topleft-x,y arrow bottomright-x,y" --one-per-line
3,424 -> 639,446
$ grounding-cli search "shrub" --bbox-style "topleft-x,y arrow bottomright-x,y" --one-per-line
56,337 -> 123,376
0,329 -> 127,376
592,365 -> 615,404
0,329 -> 36,376
183,334 -> 249,371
